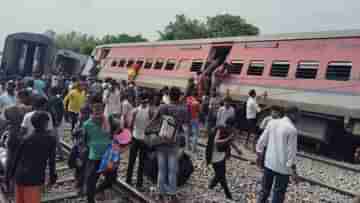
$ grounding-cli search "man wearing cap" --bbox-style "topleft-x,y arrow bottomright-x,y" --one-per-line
0,81 -> 16,115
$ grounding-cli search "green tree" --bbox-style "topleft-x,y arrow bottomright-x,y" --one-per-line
158,14 -> 260,40
206,14 -> 259,37
158,14 -> 208,40
101,34 -> 148,44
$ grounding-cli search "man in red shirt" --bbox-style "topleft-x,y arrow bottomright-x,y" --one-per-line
186,90 -> 201,154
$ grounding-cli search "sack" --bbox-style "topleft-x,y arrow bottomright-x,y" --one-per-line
97,144 -> 120,173
158,115 -> 178,143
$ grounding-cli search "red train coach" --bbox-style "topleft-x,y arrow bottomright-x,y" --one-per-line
95,30 -> 360,160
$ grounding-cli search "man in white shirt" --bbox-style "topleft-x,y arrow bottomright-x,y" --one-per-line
216,97 -> 235,126
256,106 -> 300,203
246,89 -> 261,151
21,96 -> 54,137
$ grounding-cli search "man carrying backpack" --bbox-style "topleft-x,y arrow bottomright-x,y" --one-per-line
148,87 -> 191,203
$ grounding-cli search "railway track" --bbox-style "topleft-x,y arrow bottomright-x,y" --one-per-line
0,142 -> 156,203
197,141 -> 358,198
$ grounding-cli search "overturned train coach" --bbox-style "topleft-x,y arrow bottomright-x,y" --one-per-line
95,30 -> 360,161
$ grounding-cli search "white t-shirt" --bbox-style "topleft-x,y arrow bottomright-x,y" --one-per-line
246,97 -> 260,119
21,111 -> 54,137
132,106 -> 151,140
103,89 -> 121,116
216,106 -> 235,126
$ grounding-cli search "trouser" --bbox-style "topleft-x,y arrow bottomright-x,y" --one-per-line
209,160 -> 232,199
85,160 -> 117,203
190,119 -> 200,152
157,149 -> 178,195
126,138 -> 146,187
257,168 -> 290,203
69,112 -> 79,131
53,126 -> 64,158
75,155 -> 88,192
15,184 -> 41,203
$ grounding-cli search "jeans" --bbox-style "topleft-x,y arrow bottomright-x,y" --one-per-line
126,138 -> 146,187
210,160 -> 232,199
257,168 -> 290,203
157,148 -> 178,195
85,160 -> 117,203
190,119 -> 200,152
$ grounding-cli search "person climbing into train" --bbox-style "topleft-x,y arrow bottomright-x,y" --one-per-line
216,96 -> 235,127
256,106 -> 300,203
12,111 -> 57,203
210,62 -> 229,93
206,118 -> 240,200
83,95 -> 114,203
63,82 -> 86,132
246,89 -> 262,152
147,86 -> 191,203
186,89 -> 201,154
126,92 -> 153,189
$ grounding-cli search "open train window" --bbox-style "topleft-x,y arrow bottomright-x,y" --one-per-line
154,58 -> 164,70
111,60 -> 118,67
247,61 -> 265,76
326,62 -> 352,81
177,59 -> 191,70
191,59 -> 203,72
118,59 -> 126,68
270,61 -> 290,77
127,59 -> 135,67
136,58 -> 144,67
296,61 -> 319,79
164,59 -> 177,71
144,59 -> 153,69
227,60 -> 244,74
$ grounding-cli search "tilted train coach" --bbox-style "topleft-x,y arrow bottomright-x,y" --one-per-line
95,30 -> 360,161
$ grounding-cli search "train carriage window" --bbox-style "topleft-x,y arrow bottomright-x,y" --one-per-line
296,61 -> 319,79
247,60 -> 265,76
136,58 -> 144,67
177,59 -> 191,70
127,59 -> 135,67
144,59 -> 153,69
191,59 -> 204,72
111,60 -> 118,67
326,62 -> 352,81
165,59 -> 177,71
154,58 -> 164,70
118,59 -> 126,68
270,61 -> 290,77
227,60 -> 244,74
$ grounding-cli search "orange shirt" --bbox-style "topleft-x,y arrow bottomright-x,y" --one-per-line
186,96 -> 200,120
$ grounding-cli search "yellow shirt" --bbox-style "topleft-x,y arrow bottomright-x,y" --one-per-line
63,89 -> 86,113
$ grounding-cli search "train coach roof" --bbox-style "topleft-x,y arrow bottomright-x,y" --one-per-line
97,29 -> 360,48
5,32 -> 54,45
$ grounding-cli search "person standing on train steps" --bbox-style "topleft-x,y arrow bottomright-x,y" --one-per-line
246,89 -> 261,151
126,93 -> 153,189
256,106 -> 300,203
63,82 -> 86,132
216,97 -> 235,127
12,111 -> 57,203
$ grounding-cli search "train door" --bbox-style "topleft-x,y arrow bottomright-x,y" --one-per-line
201,44 -> 233,95
16,41 -> 48,76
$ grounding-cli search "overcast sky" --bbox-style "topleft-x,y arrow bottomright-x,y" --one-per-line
1,0 -> 360,49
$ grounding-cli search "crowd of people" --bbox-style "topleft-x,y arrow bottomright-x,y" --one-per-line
0,73 -> 302,203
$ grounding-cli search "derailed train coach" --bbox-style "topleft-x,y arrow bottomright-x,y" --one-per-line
95,30 -> 360,161
0,32 -> 56,79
